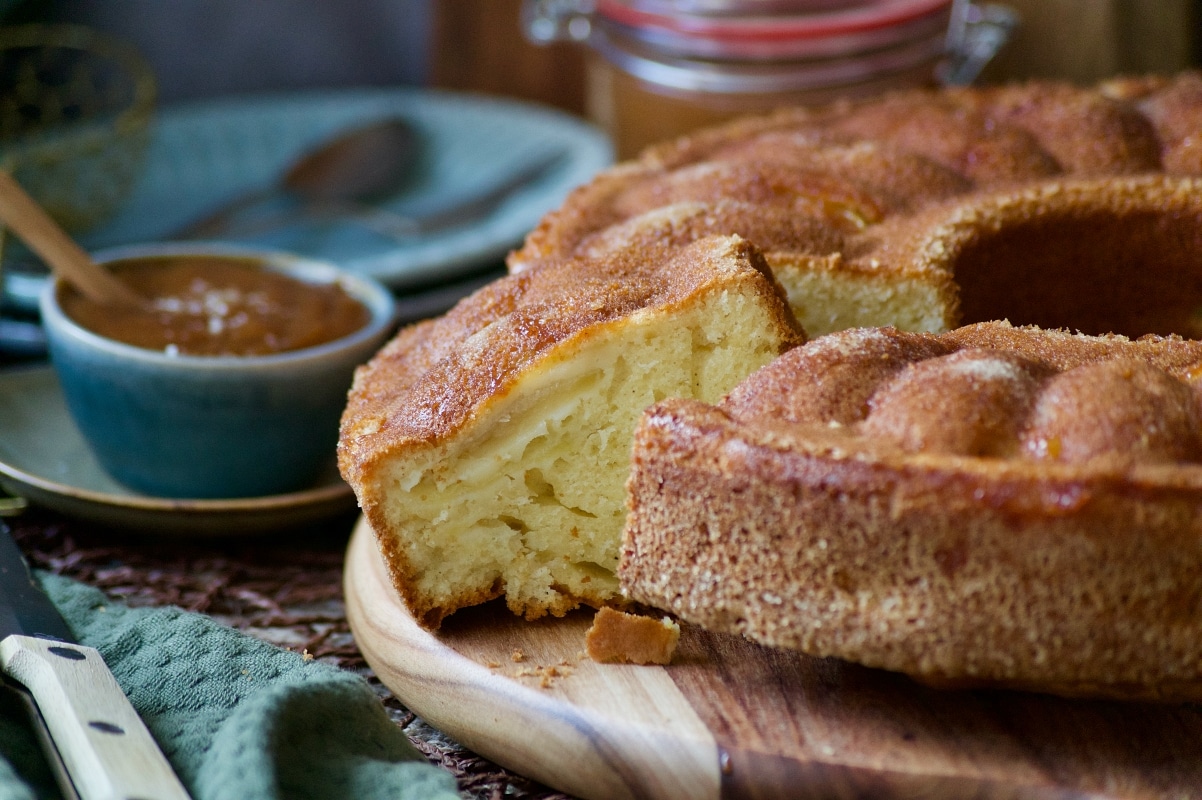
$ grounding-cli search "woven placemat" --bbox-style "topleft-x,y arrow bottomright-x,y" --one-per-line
6,506 -> 572,800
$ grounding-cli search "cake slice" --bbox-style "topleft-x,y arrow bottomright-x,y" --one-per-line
339,235 -> 803,628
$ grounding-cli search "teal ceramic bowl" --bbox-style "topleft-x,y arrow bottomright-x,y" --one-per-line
39,243 -> 396,499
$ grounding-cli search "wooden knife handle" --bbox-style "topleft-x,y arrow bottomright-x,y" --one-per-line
0,634 -> 190,800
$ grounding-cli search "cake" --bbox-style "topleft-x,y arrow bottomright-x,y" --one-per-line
621,322 -> 1202,701
339,235 -> 801,627
340,73 -> 1202,663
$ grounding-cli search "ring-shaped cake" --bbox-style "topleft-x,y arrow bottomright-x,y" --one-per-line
340,73 -> 1202,699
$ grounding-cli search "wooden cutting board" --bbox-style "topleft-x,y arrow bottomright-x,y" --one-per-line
344,518 -> 1202,799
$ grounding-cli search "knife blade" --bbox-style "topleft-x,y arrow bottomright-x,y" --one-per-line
0,520 -> 190,800
2,678 -> 81,800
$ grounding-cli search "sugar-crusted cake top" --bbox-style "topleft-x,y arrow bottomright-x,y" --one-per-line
725,321 -> 1202,467
513,75 -> 1202,279
338,235 -> 802,487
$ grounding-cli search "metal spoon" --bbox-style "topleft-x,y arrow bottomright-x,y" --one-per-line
173,117 -> 421,239
0,171 -> 143,307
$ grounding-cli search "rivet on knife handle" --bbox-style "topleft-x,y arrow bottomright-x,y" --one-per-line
0,635 -> 191,800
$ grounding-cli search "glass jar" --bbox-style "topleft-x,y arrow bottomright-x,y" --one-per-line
524,0 -> 1016,158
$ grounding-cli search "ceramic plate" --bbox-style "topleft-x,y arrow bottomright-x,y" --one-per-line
2,88 -> 613,310
0,366 -> 356,535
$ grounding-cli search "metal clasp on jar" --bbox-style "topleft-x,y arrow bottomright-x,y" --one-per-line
522,0 -> 596,45
941,1 -> 1020,85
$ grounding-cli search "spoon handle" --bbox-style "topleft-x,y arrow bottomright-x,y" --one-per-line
168,149 -> 568,242
0,172 -> 142,307
169,185 -> 278,240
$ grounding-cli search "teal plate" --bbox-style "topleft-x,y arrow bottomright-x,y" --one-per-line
2,88 -> 613,310
0,366 -> 356,535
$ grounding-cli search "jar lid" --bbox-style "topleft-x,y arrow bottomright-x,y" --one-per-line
596,0 -> 954,59
605,1 -> 878,14
592,23 -> 948,95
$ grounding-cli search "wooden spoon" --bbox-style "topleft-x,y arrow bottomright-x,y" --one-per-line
0,170 -> 143,307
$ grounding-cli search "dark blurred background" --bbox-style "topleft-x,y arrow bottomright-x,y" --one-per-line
0,1 -> 1197,107
0,0 -> 433,101
1,1 -> 1199,118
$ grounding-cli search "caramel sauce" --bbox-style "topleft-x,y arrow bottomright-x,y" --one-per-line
60,255 -> 372,356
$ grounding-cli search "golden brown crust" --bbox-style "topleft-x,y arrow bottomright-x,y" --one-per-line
621,322 -> 1202,700
950,82 -> 1162,175
1124,72 -> 1202,173
578,201 -> 850,263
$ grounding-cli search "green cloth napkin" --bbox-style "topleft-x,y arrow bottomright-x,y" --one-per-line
0,572 -> 460,800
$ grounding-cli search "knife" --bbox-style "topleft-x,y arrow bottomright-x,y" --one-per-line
0,519 -> 191,800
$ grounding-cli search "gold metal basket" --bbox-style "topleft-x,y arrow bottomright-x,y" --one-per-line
0,24 -> 156,235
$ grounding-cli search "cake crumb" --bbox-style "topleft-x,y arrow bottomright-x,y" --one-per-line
585,607 -> 680,665
511,662 -> 575,688
534,663 -> 572,687
301,649 -> 314,662
511,649 -> 525,663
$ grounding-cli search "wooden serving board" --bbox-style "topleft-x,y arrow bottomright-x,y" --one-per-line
344,518 -> 1202,799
